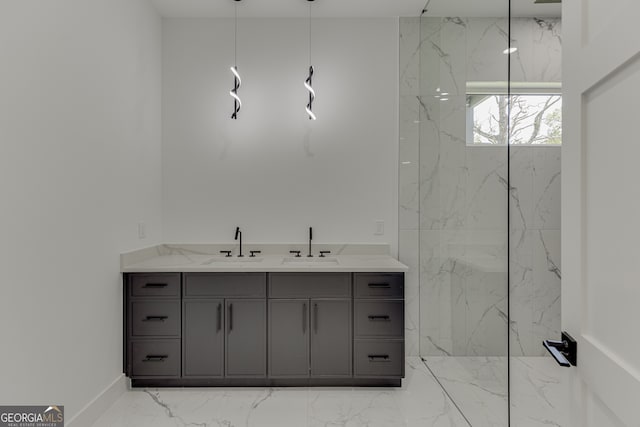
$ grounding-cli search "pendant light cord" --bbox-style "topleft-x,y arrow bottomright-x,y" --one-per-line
304,0 -> 316,121
308,2 -> 312,65
230,0 -> 241,119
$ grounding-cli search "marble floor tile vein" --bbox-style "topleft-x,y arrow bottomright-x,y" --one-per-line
93,357 -> 567,427
92,358 -> 469,427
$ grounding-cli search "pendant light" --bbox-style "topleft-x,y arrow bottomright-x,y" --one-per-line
230,0 -> 242,119
305,0 -> 317,120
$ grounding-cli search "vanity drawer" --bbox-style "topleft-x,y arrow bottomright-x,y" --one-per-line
184,273 -> 266,298
354,340 -> 404,377
354,301 -> 404,338
269,273 -> 351,298
129,273 -> 181,298
354,273 -> 404,299
130,301 -> 180,337
131,339 -> 181,377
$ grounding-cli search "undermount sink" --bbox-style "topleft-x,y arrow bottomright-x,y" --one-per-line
202,257 -> 264,265
282,257 -> 339,266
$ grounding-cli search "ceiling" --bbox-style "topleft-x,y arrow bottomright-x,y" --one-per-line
150,0 -> 427,18
150,0 -> 561,18
424,0 -> 561,18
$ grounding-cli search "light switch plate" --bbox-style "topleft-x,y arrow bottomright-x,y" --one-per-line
374,220 -> 385,236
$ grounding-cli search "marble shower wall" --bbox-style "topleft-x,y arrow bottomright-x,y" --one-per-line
398,17 -> 561,357
509,147 -> 561,356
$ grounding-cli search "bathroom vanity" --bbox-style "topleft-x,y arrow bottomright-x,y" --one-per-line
122,245 -> 407,387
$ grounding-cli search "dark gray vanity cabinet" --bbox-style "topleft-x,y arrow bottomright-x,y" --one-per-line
183,273 -> 267,378
182,299 -> 224,377
310,299 -> 352,377
353,273 -> 405,379
269,299 -> 309,377
225,299 -> 267,377
268,273 -> 352,378
125,273 -> 182,379
183,298 -> 268,378
125,270 -> 404,386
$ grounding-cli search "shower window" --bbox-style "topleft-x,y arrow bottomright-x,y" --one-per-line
466,83 -> 562,145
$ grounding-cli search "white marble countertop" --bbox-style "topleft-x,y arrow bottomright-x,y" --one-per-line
121,244 -> 408,273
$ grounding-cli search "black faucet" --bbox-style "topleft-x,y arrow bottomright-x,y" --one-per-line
235,227 -> 244,257
307,227 -> 313,257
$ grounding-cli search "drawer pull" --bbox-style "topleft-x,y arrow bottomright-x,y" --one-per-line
143,283 -> 168,289
368,354 -> 390,362
228,304 -> 233,332
368,315 -> 391,321
144,355 -> 168,362
368,283 -> 391,289
143,316 -> 168,322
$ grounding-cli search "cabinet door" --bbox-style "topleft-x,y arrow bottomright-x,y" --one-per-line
310,299 -> 352,377
269,299 -> 309,377
183,299 -> 224,377
225,299 -> 266,377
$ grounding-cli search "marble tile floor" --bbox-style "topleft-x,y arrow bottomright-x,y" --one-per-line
92,356 -> 567,427
424,356 -> 569,427
92,357 -> 470,427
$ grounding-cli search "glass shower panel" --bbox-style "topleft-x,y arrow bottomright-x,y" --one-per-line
400,1 -> 511,425
508,3 -> 567,426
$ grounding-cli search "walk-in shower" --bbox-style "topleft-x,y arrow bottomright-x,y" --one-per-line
399,0 -> 566,425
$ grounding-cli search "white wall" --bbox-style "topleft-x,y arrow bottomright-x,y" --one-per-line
0,0 -> 162,419
162,18 -> 399,254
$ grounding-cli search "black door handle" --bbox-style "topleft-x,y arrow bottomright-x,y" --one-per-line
217,303 -> 222,332
314,303 -> 318,334
543,340 -> 571,367
302,303 -> 307,333
543,331 -> 577,367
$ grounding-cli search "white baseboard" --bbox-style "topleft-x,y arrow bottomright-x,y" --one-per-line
67,374 -> 128,427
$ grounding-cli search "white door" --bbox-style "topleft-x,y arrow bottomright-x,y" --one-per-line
563,0 -> 640,425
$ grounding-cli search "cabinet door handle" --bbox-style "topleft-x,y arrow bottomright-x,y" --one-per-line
228,303 -> 233,332
368,283 -> 390,289
302,303 -> 307,333
144,355 -> 168,362
368,315 -> 391,321
314,303 -> 318,334
217,303 -> 222,332
368,354 -> 390,362
143,283 -> 167,288
144,316 -> 168,322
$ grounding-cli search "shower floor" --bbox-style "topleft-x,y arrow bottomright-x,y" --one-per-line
423,356 -> 569,427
